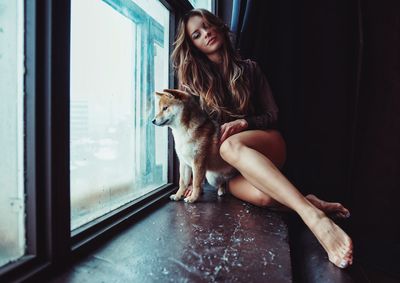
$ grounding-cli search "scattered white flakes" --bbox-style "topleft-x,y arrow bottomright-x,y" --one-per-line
268,251 -> 276,261
262,256 -> 268,266
214,265 -> 222,273
243,237 -> 255,242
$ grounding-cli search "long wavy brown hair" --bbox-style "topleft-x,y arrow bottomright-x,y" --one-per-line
171,9 -> 250,121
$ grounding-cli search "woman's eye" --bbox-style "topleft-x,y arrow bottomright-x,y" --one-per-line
163,106 -> 168,111
192,32 -> 200,39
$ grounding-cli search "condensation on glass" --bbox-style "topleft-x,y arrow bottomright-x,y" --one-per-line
0,0 -> 26,268
70,0 -> 169,230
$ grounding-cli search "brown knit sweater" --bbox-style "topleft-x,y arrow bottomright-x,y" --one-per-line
242,59 -> 279,130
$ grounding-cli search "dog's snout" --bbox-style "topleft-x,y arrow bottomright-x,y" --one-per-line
151,118 -> 156,124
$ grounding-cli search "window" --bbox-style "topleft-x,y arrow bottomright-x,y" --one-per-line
189,0 -> 213,10
70,0 -> 170,230
1,0 -> 203,280
0,0 -> 25,268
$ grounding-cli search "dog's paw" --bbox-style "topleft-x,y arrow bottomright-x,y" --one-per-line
170,194 -> 182,201
217,187 -> 226,197
183,196 -> 197,203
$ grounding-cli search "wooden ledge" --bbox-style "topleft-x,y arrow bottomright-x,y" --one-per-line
51,186 -> 292,282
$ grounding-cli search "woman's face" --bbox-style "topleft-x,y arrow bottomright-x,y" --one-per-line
186,15 -> 223,62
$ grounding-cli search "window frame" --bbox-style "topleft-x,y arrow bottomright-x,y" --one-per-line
0,0 -> 216,281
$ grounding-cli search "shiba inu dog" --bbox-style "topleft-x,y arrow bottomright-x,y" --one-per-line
152,89 -> 236,203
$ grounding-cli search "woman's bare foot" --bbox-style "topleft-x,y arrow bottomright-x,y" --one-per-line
305,209 -> 353,268
267,194 -> 350,220
306,194 -> 351,219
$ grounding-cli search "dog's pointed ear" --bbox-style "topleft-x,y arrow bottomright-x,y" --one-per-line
163,89 -> 189,100
155,91 -> 165,97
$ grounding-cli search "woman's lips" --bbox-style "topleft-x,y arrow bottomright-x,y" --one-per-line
207,37 -> 216,45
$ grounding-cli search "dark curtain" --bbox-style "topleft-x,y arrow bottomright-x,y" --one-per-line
230,0 -> 400,277
231,0 -> 300,191
350,0 -> 400,275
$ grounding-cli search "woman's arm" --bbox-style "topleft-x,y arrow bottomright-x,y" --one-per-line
219,61 -> 278,142
244,111 -> 278,130
220,119 -> 248,143
244,60 -> 279,130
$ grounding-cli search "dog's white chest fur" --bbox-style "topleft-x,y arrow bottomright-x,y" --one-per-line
172,128 -> 198,166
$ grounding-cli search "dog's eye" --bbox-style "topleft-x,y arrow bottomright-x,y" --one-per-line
162,106 -> 168,111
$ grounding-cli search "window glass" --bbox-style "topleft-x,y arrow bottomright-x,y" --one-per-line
70,0 -> 169,230
0,0 -> 26,267
188,0 -> 213,10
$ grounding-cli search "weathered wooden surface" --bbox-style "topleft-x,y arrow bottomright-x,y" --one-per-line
51,186 -> 292,282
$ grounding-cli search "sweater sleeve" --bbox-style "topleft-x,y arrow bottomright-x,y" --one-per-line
244,61 -> 279,130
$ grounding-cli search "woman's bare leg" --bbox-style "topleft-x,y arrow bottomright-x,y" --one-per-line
229,176 -> 351,219
220,130 -> 353,268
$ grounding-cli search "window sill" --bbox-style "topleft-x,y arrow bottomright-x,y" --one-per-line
71,183 -> 177,253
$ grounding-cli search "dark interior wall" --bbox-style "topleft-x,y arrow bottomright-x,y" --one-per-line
220,0 -> 400,276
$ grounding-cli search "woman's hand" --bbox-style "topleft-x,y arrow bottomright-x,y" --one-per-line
220,119 -> 248,144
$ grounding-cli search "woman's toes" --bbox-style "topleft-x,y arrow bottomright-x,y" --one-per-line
330,253 -> 351,269
345,249 -> 353,260
338,259 -> 349,269
337,211 -> 351,218
328,255 -> 346,269
338,207 -> 350,218
330,204 -> 350,219
312,215 -> 354,269
342,249 -> 352,260
341,247 -> 353,263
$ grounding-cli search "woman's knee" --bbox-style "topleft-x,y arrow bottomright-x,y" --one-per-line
219,136 -> 243,163
253,191 -> 275,207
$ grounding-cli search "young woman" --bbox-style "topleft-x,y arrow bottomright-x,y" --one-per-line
171,8 -> 353,269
